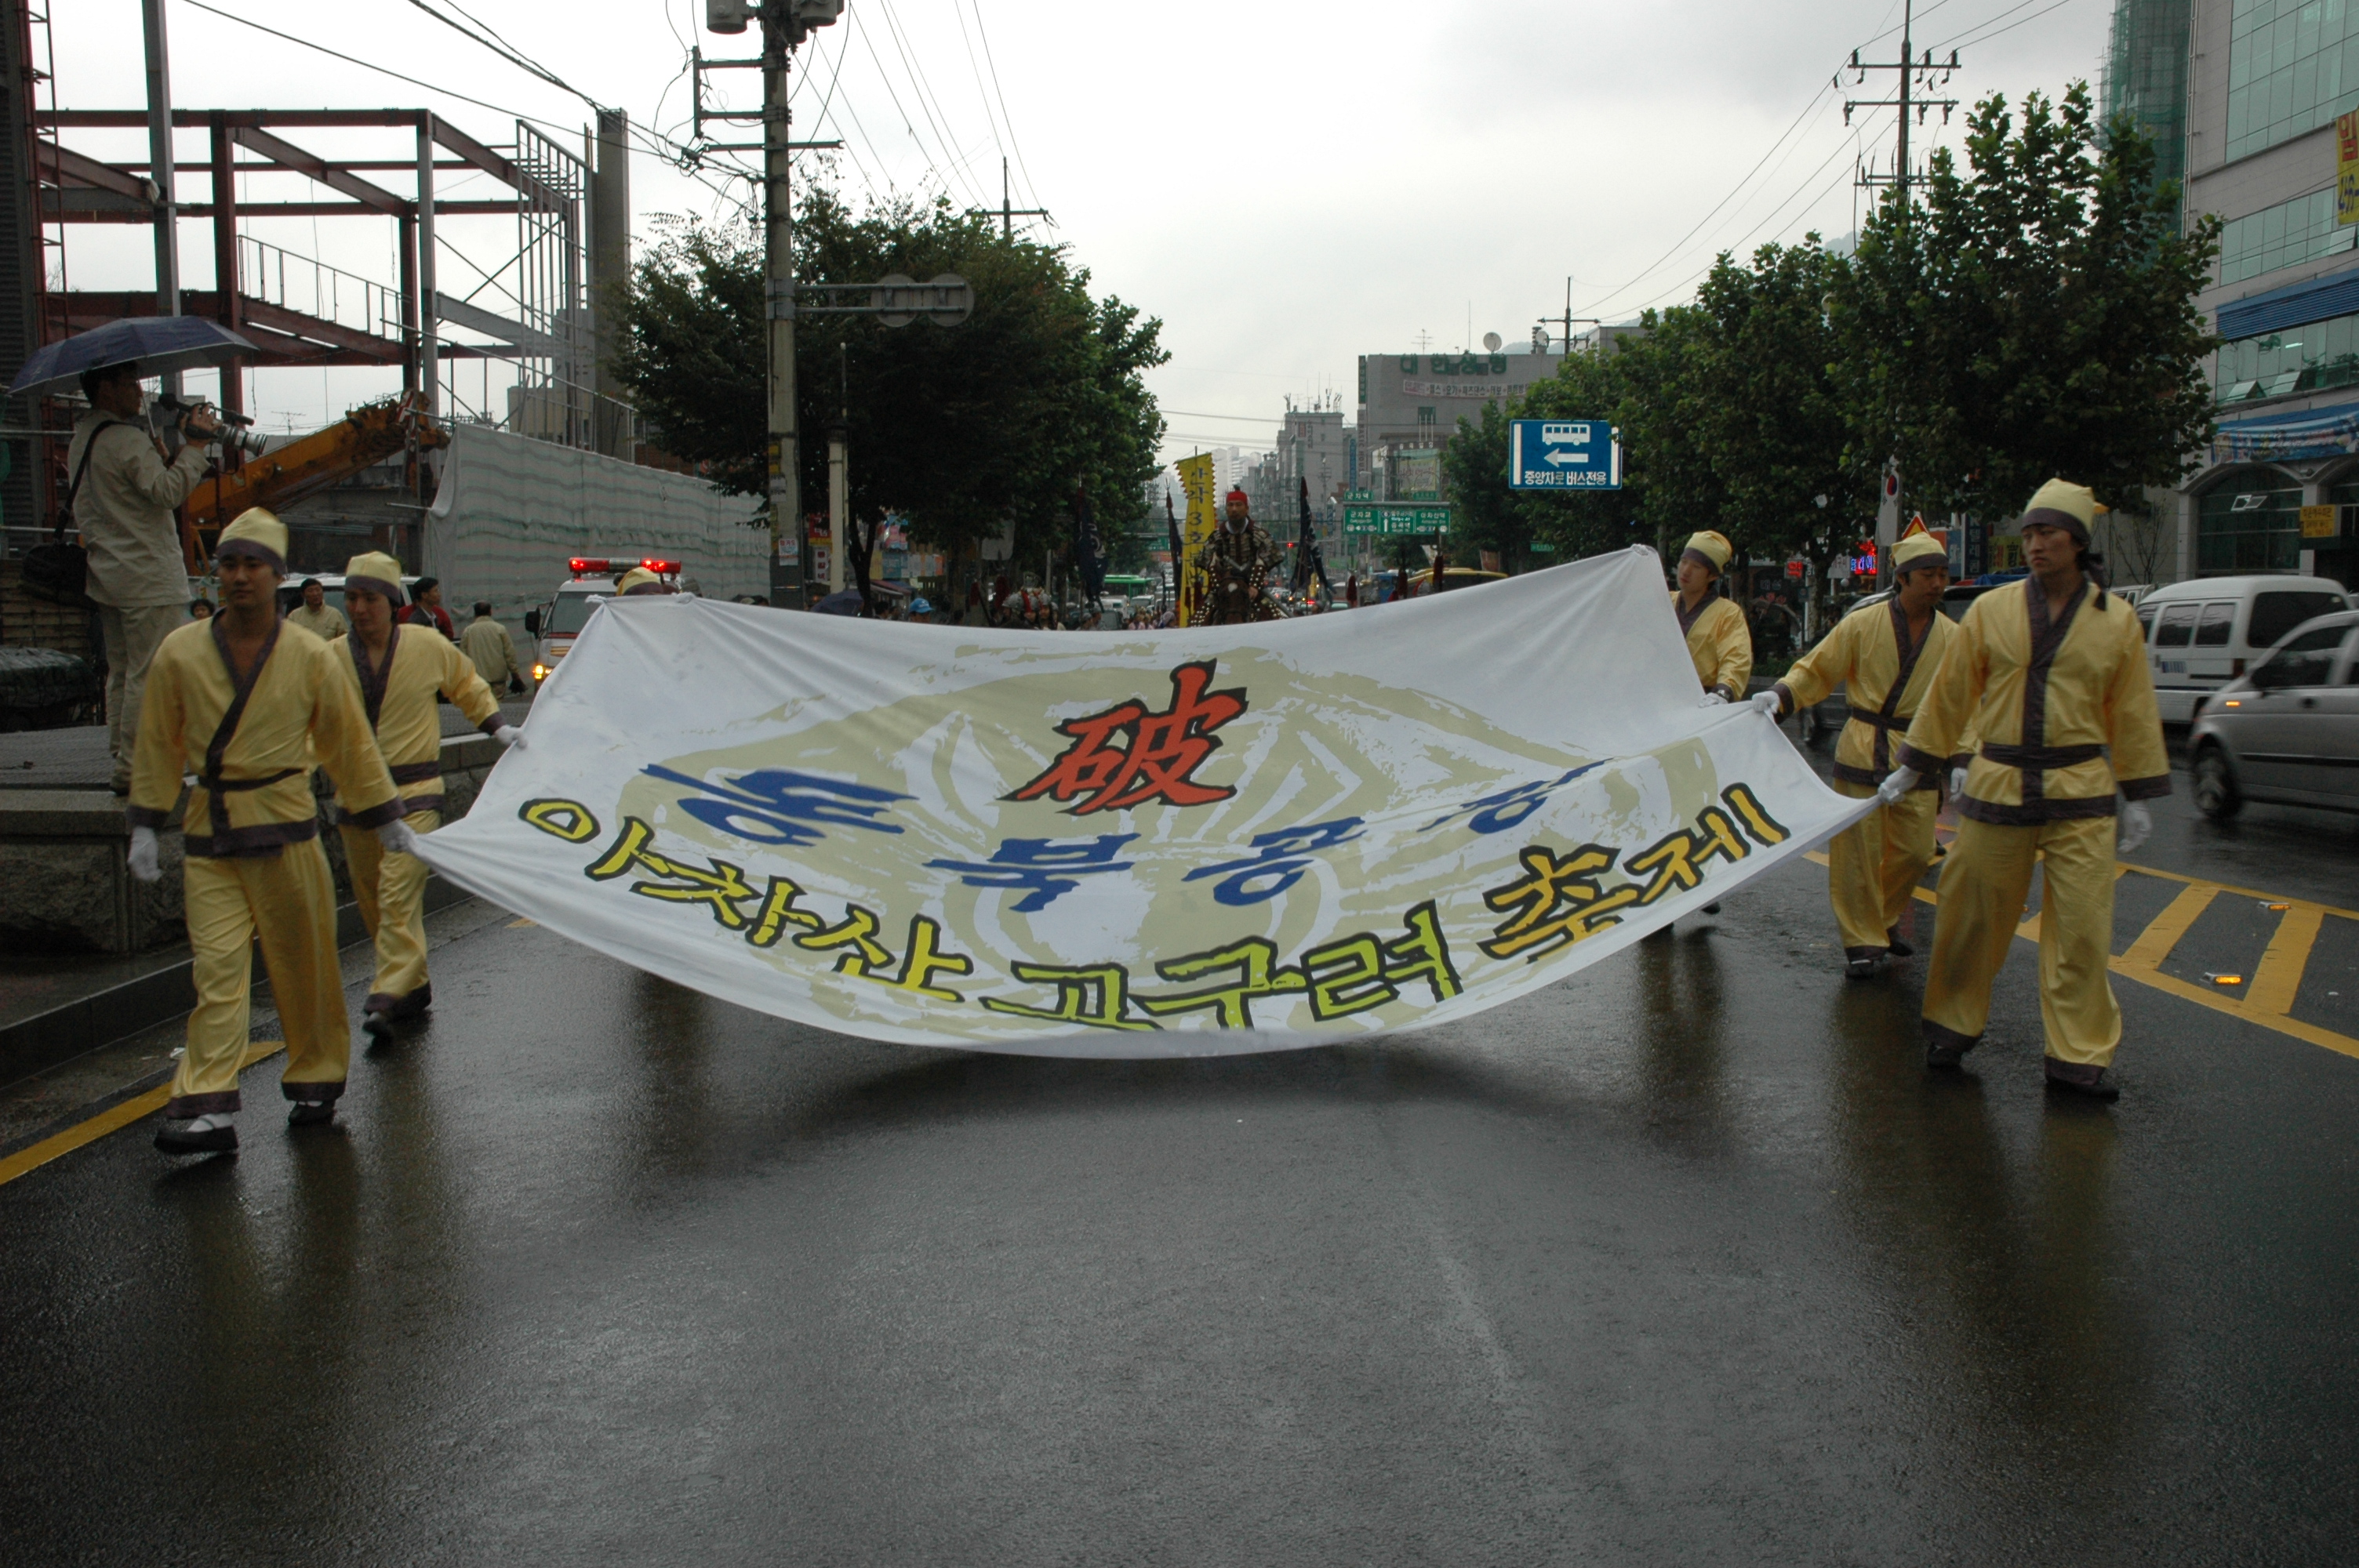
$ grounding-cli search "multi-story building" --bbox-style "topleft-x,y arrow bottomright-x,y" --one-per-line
2121,0 -> 2359,588
1354,344 -> 1568,486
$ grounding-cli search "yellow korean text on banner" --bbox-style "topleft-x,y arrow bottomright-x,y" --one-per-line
415,546 -> 1875,1058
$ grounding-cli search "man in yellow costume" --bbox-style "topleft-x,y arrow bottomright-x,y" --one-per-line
335,553 -> 522,1044
1673,529 -> 1752,703
1755,532 -> 1962,977
1881,479 -> 2169,1101
126,510 -> 411,1154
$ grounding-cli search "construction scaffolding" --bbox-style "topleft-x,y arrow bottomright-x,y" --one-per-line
0,0 -> 644,542
2102,0 -> 2194,211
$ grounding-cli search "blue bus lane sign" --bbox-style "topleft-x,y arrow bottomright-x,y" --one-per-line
1509,419 -> 1621,490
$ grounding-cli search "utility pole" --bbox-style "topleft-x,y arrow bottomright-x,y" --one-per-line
761,5 -> 801,605
998,158 -> 1048,240
1843,0 -> 1957,585
1539,277 -> 1601,358
140,0 -> 180,396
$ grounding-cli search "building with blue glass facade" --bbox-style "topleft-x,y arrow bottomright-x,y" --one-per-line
2164,0 -> 2359,587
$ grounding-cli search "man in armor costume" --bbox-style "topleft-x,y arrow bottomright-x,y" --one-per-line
1188,487 -> 1285,626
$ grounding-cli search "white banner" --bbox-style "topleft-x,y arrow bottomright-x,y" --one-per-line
415,546 -> 1872,1057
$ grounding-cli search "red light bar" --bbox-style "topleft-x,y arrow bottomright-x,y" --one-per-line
569,557 -> 610,573
640,557 -> 681,572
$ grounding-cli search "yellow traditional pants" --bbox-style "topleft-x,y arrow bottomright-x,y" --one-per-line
1827,779 -> 1939,957
1921,814 -> 2121,1067
341,807 -> 438,1015
167,840 -> 348,1117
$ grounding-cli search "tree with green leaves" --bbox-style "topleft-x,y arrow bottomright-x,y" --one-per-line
613,188 -> 1167,597
1830,82 -> 2222,521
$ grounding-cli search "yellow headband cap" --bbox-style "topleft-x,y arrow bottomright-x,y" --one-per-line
1681,530 -> 1732,572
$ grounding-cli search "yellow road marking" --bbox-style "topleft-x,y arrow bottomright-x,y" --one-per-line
2247,904 -> 2326,1016
2108,958 -> 2359,1062
2117,861 -> 2359,921
1799,853 -> 2356,1059
507,917 -> 537,928
0,1040 -> 286,1189
2121,883 -> 2219,969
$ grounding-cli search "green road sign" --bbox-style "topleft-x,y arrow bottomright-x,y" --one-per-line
1342,504 -> 1452,535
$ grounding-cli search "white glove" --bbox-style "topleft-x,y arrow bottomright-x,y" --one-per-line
1876,766 -> 1920,807
377,819 -> 420,857
127,826 -> 161,884
493,724 -> 525,750
1749,689 -> 1783,718
2116,800 -> 2152,856
1950,765 -> 1968,797
1699,691 -> 1728,706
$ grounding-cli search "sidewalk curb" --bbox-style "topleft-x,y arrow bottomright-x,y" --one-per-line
0,874 -> 471,1090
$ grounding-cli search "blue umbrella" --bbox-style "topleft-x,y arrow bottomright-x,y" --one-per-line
9,316 -> 260,399
813,589 -> 866,617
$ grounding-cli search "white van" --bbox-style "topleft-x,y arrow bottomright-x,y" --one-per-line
2137,575 -> 2354,724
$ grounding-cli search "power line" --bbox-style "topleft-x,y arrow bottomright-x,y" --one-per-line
849,5 -> 962,201
960,0 -> 1041,215
871,0 -> 990,207
1576,83 -> 1842,318
1935,0 -> 2088,53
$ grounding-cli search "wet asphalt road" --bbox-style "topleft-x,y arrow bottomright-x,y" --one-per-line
3,769 -> 2357,1565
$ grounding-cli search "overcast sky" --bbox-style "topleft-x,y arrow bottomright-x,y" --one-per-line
49,0 -> 2114,451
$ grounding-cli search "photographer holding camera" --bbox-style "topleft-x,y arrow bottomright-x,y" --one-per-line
67,359 -> 221,793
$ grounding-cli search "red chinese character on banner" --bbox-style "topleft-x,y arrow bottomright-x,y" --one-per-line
1009,660 -> 1247,815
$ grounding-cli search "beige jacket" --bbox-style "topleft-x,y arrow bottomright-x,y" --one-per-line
67,411 -> 209,608
458,614 -> 521,685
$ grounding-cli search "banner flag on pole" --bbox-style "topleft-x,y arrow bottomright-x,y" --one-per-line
416,546 -> 1875,1058
1174,453 -> 1216,627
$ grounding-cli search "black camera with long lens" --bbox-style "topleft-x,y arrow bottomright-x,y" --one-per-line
154,392 -> 269,458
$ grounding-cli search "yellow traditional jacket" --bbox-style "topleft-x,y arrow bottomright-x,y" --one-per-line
129,616 -> 402,857
1899,576 -> 2172,825
1674,589 -> 1752,702
332,623 -> 504,815
1776,597 -> 1968,791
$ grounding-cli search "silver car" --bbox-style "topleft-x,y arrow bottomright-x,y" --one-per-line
2188,609 -> 2359,820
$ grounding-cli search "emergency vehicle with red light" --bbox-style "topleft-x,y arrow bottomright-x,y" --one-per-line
522,555 -> 685,690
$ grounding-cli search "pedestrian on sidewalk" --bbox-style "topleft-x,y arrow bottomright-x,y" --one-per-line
334,554 -> 522,1044
458,601 -> 525,693
125,509 -> 411,1155
67,360 -> 221,793
286,577 -> 347,641
1757,532 -> 1966,978
1882,479 -> 2172,1101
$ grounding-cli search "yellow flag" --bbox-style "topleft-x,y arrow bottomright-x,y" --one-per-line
1176,453 -> 1216,626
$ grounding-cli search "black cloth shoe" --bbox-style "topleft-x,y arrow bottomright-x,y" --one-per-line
2045,1058 -> 2121,1102
1701,902 -> 1722,915
1845,948 -> 1889,979
1924,1021 -> 1981,1069
361,1010 -> 394,1047
287,1102 -> 336,1128
1885,927 -> 1914,958
154,1120 -> 237,1155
